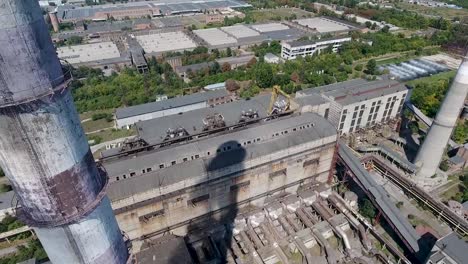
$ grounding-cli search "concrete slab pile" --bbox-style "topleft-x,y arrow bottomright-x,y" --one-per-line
0,1 -> 128,263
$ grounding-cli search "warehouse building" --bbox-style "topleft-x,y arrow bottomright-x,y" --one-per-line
103,112 -> 338,240
293,17 -> 358,34
135,31 -> 198,55
297,78 -> 410,134
194,23 -> 305,49
425,232 -> 468,264
56,0 -> 251,22
56,41 -> 131,71
281,36 -> 352,60
115,90 -> 233,129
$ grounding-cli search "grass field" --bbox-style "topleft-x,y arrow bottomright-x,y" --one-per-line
396,3 -> 468,19
79,109 -> 114,121
441,183 -> 464,201
247,8 -> 314,22
406,70 -> 456,86
87,128 -> 136,143
82,119 -> 114,134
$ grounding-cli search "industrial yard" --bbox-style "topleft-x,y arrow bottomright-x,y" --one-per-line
0,0 -> 467,264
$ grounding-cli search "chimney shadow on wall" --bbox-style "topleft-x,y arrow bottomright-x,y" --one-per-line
169,140 -> 246,264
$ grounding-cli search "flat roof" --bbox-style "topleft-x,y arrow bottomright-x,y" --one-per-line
135,94 -> 271,144
106,113 -> 337,201
294,17 -> 355,33
193,28 -> 237,47
262,28 -> 305,41
136,235 -> 193,264
115,90 -> 229,119
57,42 -> 121,64
221,25 -> 260,39
285,36 -> 351,48
297,78 -> 408,106
432,232 -> 468,264
136,31 -> 197,54
251,23 -> 290,33
58,0 -> 251,20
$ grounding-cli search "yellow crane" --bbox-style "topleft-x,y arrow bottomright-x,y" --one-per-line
268,85 -> 292,115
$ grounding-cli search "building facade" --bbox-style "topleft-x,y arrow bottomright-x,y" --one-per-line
281,37 -> 351,60
103,113 -> 338,240
297,78 -> 410,134
115,90 -> 232,129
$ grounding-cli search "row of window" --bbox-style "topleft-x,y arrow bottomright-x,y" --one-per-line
114,121 -> 318,182
339,93 -> 407,133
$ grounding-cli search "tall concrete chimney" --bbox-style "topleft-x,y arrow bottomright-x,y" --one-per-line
0,1 -> 128,263
49,11 -> 60,33
413,52 -> 468,187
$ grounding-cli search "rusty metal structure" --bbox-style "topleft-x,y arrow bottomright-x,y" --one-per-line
0,1 -> 128,263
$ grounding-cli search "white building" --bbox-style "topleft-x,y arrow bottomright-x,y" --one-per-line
264,53 -> 281,64
281,37 -> 352,60
297,78 -> 410,134
115,90 -> 232,129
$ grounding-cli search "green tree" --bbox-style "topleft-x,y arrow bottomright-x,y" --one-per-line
226,47 -> 232,57
360,198 -> 376,220
366,59 -> 377,75
254,63 -> 273,88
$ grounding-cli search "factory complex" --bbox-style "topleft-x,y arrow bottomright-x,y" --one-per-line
56,0 -> 251,22
55,15 -> 363,71
1,1 -> 468,264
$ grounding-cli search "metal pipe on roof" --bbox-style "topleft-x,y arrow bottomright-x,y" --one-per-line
413,51 -> 468,188
0,1 -> 128,263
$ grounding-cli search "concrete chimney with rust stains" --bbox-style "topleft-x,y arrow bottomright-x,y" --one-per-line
0,0 -> 128,263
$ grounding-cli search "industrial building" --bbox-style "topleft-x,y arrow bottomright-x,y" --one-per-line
297,78 -> 410,134
0,0 -> 128,263
194,22 -> 306,49
57,42 -> 132,71
425,232 -> 468,264
281,36 -> 352,60
56,0 -> 251,22
115,90 -> 232,128
135,31 -> 198,55
293,17 -> 358,34
103,112 -> 338,241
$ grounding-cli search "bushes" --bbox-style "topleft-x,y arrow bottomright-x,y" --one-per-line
91,113 -> 113,122
0,184 -> 12,193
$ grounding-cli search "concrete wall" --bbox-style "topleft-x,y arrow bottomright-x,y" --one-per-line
111,137 -> 336,240
333,90 -> 408,134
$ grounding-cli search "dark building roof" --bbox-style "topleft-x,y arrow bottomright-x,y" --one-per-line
430,232 -> 468,264
115,90 -> 229,119
105,113 -> 337,202
297,78 -> 408,106
136,235 -> 193,264
135,94 -> 271,144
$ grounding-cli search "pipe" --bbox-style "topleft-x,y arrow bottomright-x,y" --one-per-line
328,193 -> 372,251
283,214 -> 315,264
312,202 -> 352,253
240,231 -> 264,264
414,51 -> 468,186
296,208 -> 338,264
259,223 -> 290,264
293,236 -> 315,264
0,1 -> 127,263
